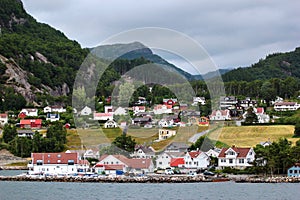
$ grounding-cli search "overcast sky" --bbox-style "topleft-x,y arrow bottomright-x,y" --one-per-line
22,0 -> 300,74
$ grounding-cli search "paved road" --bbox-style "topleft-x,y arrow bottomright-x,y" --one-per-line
188,130 -> 209,143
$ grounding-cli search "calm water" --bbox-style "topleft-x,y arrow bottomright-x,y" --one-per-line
0,171 -> 299,200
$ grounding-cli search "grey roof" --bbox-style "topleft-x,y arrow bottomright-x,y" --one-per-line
165,142 -> 189,151
17,130 -> 35,134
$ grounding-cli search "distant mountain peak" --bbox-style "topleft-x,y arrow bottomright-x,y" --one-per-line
91,42 -> 194,80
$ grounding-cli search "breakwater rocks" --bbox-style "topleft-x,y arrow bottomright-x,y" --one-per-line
0,175 -> 217,183
1,174 -> 299,183
235,176 -> 300,183
0,166 -> 28,170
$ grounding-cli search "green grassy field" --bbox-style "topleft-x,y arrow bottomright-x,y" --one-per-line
66,125 -> 208,151
66,125 -> 298,150
208,125 -> 297,147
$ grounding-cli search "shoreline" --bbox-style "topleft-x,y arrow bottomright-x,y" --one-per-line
0,174 -> 299,183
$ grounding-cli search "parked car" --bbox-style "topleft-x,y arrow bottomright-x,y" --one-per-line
203,170 -> 215,176
165,168 -> 174,175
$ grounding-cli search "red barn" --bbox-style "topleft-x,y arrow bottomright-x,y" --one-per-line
20,119 -> 42,129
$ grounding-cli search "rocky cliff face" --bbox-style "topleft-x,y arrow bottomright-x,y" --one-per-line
0,53 -> 70,105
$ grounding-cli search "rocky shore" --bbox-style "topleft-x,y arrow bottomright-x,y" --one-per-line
0,174 -> 223,183
0,174 -> 299,183
235,176 -> 300,183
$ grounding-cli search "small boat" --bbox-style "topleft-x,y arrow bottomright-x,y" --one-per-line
212,178 -> 230,182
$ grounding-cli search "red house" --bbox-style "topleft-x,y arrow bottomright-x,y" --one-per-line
18,112 -> 27,119
163,98 -> 178,106
20,119 -> 42,129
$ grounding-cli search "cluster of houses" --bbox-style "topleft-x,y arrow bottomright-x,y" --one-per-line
27,142 -> 258,176
1,95 -> 299,130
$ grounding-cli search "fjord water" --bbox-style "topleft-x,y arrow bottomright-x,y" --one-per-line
0,179 -> 299,200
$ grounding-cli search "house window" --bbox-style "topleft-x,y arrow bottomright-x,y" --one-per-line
159,162 -> 162,165
227,151 -> 235,155
166,156 -> 168,158
111,162 -> 113,164
221,159 -> 226,163
289,170 -> 293,173
229,159 -> 233,164
294,170 -> 298,174
68,160 -> 75,165
47,168 -> 49,171
37,160 -> 43,165
239,159 -> 244,164
194,162 -> 197,165
116,161 -> 119,164
185,162 -> 188,165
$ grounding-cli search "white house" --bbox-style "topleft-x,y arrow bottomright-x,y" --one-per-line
104,105 -> 114,114
156,152 -> 173,169
158,118 -> 174,128
17,130 -> 35,138
158,129 -> 177,140
218,147 -> 255,169
80,106 -> 92,116
206,147 -> 221,158
209,110 -> 231,121
184,151 -> 210,169
27,151 -> 89,175
242,107 -> 270,123
19,108 -> 38,117
274,102 -> 300,111
130,145 -> 155,159
132,106 -> 146,115
220,96 -> 238,110
104,119 -> 118,128
153,104 -> 173,115
95,154 -> 154,174
46,113 -> 60,122
83,149 -> 100,160
239,97 -> 257,109
255,107 -> 270,123
192,97 -> 206,106
43,106 -> 66,113
0,113 -> 8,126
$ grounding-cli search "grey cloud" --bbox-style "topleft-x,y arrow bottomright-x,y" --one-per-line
22,0 -> 300,72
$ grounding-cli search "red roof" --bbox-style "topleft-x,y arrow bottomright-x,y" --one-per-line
256,107 -> 264,114
94,164 -> 125,170
20,119 -> 42,125
18,112 -> 27,118
0,113 -> 8,118
218,147 -> 251,158
188,151 -> 202,158
170,158 -> 185,167
98,155 -> 152,169
31,152 -> 78,164
94,113 -> 113,117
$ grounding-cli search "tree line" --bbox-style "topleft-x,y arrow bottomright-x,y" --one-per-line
1,122 -> 67,157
